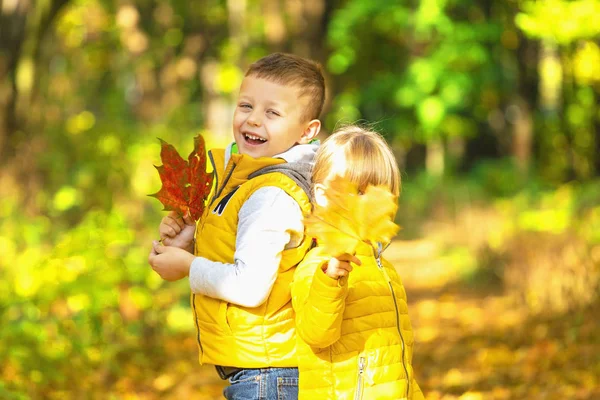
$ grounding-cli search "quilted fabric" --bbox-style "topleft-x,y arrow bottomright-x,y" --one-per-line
292,242 -> 425,399
192,148 -> 313,368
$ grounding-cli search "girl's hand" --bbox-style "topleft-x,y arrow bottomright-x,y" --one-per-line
322,253 -> 362,280
159,211 -> 196,251
148,240 -> 195,281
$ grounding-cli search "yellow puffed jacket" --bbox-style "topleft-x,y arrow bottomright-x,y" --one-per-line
192,148 -> 313,368
292,242 -> 424,400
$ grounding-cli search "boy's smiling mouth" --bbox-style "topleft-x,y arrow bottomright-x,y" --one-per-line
243,132 -> 268,145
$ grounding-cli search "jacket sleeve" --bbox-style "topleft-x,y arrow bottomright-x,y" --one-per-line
292,252 -> 349,348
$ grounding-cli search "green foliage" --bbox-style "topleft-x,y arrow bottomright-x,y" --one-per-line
326,0 -> 504,144
468,158 -> 537,197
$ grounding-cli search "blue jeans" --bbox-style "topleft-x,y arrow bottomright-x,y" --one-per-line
222,367 -> 298,400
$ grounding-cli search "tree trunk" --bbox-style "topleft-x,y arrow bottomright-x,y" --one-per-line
23,0 -> 71,128
286,0 -> 326,60
0,0 -> 30,161
513,24 -> 539,174
595,89 -> 600,175
264,0 -> 286,51
201,0 -> 248,141
227,0 -> 248,51
511,97 -> 533,173
426,139 -> 444,176
538,39 -> 562,113
0,0 -> 70,162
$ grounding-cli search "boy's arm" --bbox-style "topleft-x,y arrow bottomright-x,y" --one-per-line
291,255 -> 349,348
188,187 -> 303,308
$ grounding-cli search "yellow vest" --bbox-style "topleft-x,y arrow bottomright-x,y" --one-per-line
292,243 -> 425,400
192,148 -> 312,368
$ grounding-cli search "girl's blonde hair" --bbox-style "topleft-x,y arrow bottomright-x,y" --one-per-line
312,125 -> 401,197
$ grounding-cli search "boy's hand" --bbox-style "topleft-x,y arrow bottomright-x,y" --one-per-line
322,253 -> 362,280
159,211 -> 196,251
148,240 -> 195,281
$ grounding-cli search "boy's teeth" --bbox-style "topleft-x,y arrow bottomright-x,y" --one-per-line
245,134 -> 266,141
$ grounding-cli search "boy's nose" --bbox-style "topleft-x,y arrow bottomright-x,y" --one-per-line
247,112 -> 262,127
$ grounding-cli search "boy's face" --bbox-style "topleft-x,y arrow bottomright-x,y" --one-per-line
233,76 -> 318,158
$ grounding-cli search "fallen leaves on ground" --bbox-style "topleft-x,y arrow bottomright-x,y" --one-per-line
10,238 -> 598,399
105,240 -> 599,400
394,243 -> 600,400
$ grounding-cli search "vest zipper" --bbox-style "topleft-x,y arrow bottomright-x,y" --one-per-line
208,152 -> 236,207
208,152 -> 219,206
191,294 -> 203,357
376,243 -> 410,399
354,356 -> 366,400
191,151 -> 236,359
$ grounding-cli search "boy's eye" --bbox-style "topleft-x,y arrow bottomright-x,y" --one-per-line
239,103 -> 252,109
267,109 -> 280,116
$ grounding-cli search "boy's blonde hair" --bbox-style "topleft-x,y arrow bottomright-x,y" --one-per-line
245,53 -> 325,121
312,125 -> 401,197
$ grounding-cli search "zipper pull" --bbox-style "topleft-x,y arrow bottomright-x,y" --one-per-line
358,356 -> 366,374
375,242 -> 392,283
375,242 -> 383,269
355,357 -> 367,400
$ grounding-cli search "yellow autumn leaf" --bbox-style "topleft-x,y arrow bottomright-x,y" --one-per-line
306,176 -> 400,256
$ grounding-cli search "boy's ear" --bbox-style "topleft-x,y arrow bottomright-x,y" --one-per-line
314,183 -> 328,207
298,119 -> 321,144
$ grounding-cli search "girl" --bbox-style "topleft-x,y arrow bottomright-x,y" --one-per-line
292,126 -> 424,400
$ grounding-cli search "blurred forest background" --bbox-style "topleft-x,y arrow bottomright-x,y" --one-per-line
1,0 -> 600,399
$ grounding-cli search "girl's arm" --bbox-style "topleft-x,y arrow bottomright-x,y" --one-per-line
188,186 -> 303,308
292,255 -> 349,348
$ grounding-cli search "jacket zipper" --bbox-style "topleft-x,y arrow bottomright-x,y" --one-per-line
191,151 -> 237,359
354,356 -> 366,400
376,243 -> 410,398
191,294 -> 203,357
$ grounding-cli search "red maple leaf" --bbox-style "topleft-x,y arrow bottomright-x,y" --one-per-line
149,134 -> 214,221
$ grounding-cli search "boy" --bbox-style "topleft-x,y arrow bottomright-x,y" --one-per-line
148,53 -> 325,399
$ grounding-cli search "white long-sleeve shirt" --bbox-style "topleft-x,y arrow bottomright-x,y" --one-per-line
188,143 -> 317,307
